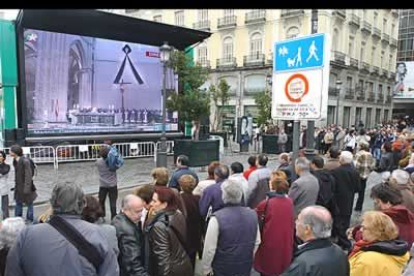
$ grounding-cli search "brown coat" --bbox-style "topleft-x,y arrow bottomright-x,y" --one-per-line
398,185 -> 414,213
324,158 -> 341,171
13,157 -> 37,204
180,192 -> 203,255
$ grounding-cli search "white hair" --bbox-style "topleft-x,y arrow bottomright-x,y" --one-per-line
339,151 -> 353,164
295,157 -> 310,171
391,169 -> 410,185
221,179 -> 243,205
0,217 -> 26,249
301,206 -> 332,239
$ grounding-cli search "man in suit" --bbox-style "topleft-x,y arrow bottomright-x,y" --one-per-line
10,145 -> 37,222
331,151 -> 361,251
288,157 -> 320,219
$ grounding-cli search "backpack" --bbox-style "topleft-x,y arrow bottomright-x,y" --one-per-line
105,145 -> 124,171
313,170 -> 336,211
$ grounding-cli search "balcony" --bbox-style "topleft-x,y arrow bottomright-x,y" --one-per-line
333,9 -> 346,20
217,16 -> 237,29
382,33 -> 390,43
281,9 -> 305,18
382,69 -> 389,78
197,59 -> 211,69
386,95 -> 393,103
243,53 -> 265,67
361,62 -> 371,73
392,9 -> 398,17
333,51 -> 346,64
345,88 -> 355,99
372,27 -> 381,39
389,72 -> 396,81
372,66 -> 380,75
368,92 -> 375,101
348,14 -> 361,28
350,58 -> 359,69
361,21 -> 372,34
193,20 -> 211,31
245,10 -> 266,24
328,87 -> 339,96
377,93 -> 384,103
355,87 -> 365,100
216,57 -> 237,68
390,38 -> 398,48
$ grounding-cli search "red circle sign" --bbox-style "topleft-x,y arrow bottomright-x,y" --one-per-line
284,73 -> 309,103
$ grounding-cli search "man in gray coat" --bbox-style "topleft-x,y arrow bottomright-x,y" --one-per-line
288,157 -> 320,218
5,182 -> 119,276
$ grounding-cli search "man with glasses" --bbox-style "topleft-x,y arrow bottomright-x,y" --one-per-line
281,206 -> 349,276
112,194 -> 149,276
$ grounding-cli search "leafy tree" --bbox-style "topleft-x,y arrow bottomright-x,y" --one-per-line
166,51 -> 210,140
210,79 -> 231,131
254,89 -> 272,130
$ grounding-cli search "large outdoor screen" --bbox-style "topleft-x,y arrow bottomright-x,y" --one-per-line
394,61 -> 414,99
23,28 -> 178,136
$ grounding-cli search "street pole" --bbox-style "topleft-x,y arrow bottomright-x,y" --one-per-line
304,9 -> 318,161
157,61 -> 168,167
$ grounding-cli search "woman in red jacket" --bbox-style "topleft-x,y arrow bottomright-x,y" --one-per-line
254,171 -> 295,276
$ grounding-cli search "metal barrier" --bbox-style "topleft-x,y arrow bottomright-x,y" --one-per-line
56,142 -> 157,168
55,144 -> 106,169
113,142 -> 155,159
1,146 -> 56,168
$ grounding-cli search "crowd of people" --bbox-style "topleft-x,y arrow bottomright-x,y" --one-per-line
1,123 -> 414,275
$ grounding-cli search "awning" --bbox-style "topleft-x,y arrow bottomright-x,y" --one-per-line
15,9 -> 211,50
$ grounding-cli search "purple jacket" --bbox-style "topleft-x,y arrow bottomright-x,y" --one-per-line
199,181 -> 225,217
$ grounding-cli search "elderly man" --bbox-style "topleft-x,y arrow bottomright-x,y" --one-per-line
169,155 -> 199,191
247,154 -> 272,208
324,147 -> 341,171
112,195 -> 149,276
199,165 -> 230,218
390,169 -> 414,212
288,157 -> 320,218
331,151 -> 361,251
281,206 -> 349,276
228,162 -> 248,204
6,182 -> 119,276
202,179 -> 260,276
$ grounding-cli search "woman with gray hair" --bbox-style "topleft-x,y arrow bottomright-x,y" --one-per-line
0,217 -> 26,275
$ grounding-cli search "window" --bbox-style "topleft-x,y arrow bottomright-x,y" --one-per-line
153,15 -> 162,22
197,44 -> 208,65
383,18 -> 387,33
175,10 -> 184,26
358,79 -> 364,90
286,26 -> 299,39
224,9 -> 234,17
366,108 -> 372,128
376,109 -> 382,124
223,37 -> 234,60
355,107 -> 362,125
371,47 -> 376,65
348,36 -> 354,58
360,44 -> 365,62
379,84 -> 383,94
387,86 -> 391,95
384,110 -> 389,121
250,32 -> 263,56
346,76 -> 353,89
244,75 -> 266,93
333,29 -> 339,51
389,54 -> 393,71
343,107 -> 351,128
391,23 -> 395,37
381,51 -> 384,68
374,12 -> 378,28
198,9 -> 208,21
328,106 -> 336,126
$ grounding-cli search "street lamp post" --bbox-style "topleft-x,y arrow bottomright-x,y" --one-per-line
156,42 -> 172,168
335,80 -> 342,126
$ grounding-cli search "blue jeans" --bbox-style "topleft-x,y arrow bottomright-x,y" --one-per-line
15,199 -> 34,221
373,148 -> 381,163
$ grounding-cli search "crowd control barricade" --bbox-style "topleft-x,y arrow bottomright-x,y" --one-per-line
55,144 -> 106,169
1,146 -> 57,169
112,142 -> 155,159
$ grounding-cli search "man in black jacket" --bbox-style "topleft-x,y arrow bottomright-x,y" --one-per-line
331,151 -> 361,251
281,206 -> 349,276
112,194 -> 149,276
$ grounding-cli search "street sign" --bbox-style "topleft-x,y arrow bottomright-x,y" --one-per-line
274,33 -> 325,72
272,33 -> 331,121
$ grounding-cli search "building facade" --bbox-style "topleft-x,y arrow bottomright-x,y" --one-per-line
394,9 -> 414,118
125,9 -> 398,129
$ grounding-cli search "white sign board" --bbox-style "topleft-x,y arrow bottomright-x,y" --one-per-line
272,33 -> 331,121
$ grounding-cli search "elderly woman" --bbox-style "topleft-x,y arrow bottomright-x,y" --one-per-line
81,195 -> 119,256
145,186 -> 192,276
178,174 -> 203,269
0,217 -> 26,275
349,211 -> 410,276
254,172 -> 294,276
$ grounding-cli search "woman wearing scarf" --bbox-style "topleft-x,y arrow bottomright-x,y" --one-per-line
0,151 -> 11,219
349,211 -> 409,276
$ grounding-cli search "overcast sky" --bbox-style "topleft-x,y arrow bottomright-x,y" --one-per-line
0,9 -> 19,20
